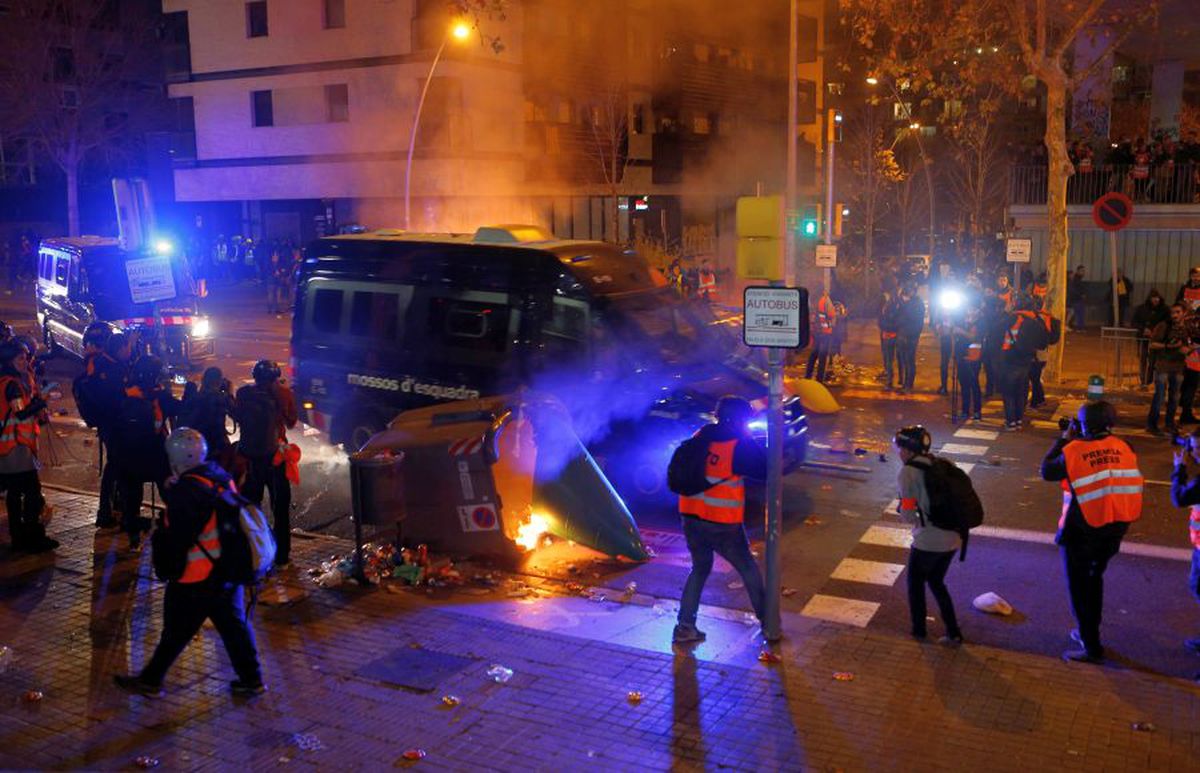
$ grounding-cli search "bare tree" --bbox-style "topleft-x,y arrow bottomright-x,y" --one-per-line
583,87 -> 631,243
941,89 -> 1012,268
0,0 -> 166,235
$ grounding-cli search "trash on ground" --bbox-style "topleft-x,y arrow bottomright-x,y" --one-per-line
486,664 -> 513,683
292,733 -> 326,752
621,582 -> 638,601
626,691 -> 643,704
758,650 -> 782,664
0,645 -> 12,674
803,516 -> 824,527
401,749 -> 427,761
972,592 -> 1014,616
308,542 -> 465,590
21,690 -> 42,703
134,756 -> 160,769
781,587 -> 798,597
1131,722 -> 1157,732
832,672 -> 855,682
441,695 -> 461,707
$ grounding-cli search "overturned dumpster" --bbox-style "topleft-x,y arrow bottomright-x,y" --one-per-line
351,393 -> 649,563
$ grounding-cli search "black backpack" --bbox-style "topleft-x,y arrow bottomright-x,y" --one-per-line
150,517 -> 193,582
905,456 -> 985,560
235,386 -> 278,458
72,373 -> 99,428
667,436 -> 730,496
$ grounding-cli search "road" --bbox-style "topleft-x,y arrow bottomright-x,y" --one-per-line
5,279 -> 1199,682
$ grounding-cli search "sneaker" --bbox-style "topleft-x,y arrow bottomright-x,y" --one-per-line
761,626 -> 782,643
113,674 -> 164,698
230,679 -> 267,696
1005,422 -> 1019,431
26,536 -> 59,553
1184,637 -> 1200,655
672,623 -> 707,644
936,386 -> 948,396
972,414 -> 982,422
938,634 -> 964,647
1069,629 -> 1085,649
1062,648 -> 1105,664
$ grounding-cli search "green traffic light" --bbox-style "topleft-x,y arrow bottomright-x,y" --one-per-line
802,220 -> 818,237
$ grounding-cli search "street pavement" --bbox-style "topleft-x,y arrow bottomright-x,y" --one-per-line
1,281 -> 1199,768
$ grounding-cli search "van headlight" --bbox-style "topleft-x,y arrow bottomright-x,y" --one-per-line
191,318 -> 211,338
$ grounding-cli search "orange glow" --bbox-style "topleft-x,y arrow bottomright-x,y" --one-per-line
515,513 -> 551,551
452,22 -> 471,40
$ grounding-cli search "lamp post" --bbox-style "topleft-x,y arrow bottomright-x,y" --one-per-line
404,21 -> 471,230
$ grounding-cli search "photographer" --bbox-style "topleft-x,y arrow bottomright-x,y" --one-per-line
1041,402 -> 1143,663
1169,427 -> 1200,660
179,367 -> 239,477
1147,303 -> 1189,434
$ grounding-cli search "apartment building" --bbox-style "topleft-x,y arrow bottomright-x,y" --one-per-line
163,0 -> 826,262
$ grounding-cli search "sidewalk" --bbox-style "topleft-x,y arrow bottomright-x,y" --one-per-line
1,490 -> 1198,770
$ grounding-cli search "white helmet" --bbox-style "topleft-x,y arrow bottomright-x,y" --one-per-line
166,428 -> 208,477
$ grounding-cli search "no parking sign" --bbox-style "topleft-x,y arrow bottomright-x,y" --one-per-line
457,504 -> 498,532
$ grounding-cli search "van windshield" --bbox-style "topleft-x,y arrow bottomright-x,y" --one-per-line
607,290 -> 732,369
89,253 -> 197,319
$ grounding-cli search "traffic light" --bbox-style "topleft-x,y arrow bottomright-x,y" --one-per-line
834,203 -> 845,238
800,205 -> 820,238
828,109 -> 843,143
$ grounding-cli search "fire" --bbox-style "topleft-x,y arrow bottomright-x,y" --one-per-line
515,513 -> 551,551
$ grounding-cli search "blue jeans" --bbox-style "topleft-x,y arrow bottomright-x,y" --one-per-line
956,359 -> 982,417
1190,548 -> 1200,603
1149,369 -> 1182,428
880,336 -> 897,387
678,516 -> 765,627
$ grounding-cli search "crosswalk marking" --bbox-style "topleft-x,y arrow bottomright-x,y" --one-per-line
860,525 -> 913,548
957,462 -> 975,474
830,557 -> 906,586
953,428 -> 999,441
939,443 -> 989,455
800,594 -> 881,628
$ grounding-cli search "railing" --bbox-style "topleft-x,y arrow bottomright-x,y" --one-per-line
1009,162 -> 1200,206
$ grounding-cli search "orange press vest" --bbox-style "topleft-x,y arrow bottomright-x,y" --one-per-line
1002,311 -> 1035,350
1060,437 -> 1143,529
0,375 -> 39,456
173,473 -> 226,583
815,296 -> 835,335
679,438 -> 745,524
998,288 -> 1014,311
1183,285 -> 1200,312
1032,282 -> 1048,299
698,269 -> 716,295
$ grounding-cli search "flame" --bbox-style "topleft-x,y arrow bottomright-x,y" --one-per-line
515,513 -> 552,552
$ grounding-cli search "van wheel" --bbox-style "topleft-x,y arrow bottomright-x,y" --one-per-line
344,414 -> 386,453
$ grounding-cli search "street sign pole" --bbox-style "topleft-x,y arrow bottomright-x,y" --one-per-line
1110,230 -> 1120,326
764,335 -> 783,642
823,109 -> 836,295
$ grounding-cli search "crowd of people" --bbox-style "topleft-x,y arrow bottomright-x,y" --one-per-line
187,235 -> 301,315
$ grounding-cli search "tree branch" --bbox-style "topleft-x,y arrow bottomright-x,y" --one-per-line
1050,0 -> 1107,61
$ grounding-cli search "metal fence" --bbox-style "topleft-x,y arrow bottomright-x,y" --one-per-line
1009,163 -> 1200,206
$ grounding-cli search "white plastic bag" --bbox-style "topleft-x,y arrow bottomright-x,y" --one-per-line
972,592 -> 1013,616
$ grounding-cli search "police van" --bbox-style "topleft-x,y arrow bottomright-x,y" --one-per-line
36,236 -> 215,366
291,225 -> 808,501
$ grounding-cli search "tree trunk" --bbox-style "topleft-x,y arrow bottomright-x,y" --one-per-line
1042,69 -> 1071,383
66,161 -> 81,236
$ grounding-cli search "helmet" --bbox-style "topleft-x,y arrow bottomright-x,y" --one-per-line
166,428 -> 208,477
893,425 -> 932,454
715,395 -> 754,427
131,355 -> 168,390
83,322 -> 113,348
1078,401 -> 1116,438
252,359 -> 281,384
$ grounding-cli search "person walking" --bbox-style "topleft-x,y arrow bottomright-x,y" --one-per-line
892,426 -> 963,645
1041,402 -> 1143,663
1147,303 -> 1189,434
234,360 -> 297,568
1133,290 -> 1169,386
878,290 -> 901,391
896,282 -> 925,393
1169,428 -> 1200,670
953,307 -> 983,422
805,290 -> 837,383
113,429 -> 265,698
76,324 -> 124,528
673,396 -> 768,644
998,298 -> 1047,430
0,342 -> 55,553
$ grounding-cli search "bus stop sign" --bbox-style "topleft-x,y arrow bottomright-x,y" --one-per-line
1092,192 -> 1134,232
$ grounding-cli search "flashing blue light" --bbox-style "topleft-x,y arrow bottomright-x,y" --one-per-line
748,418 -> 768,433
152,238 -> 174,255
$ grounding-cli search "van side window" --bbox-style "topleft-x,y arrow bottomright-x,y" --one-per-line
429,298 -> 510,352
39,254 -> 50,280
312,288 -> 343,333
54,257 -> 69,285
349,291 -> 398,341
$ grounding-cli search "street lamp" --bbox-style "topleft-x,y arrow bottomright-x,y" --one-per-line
404,20 -> 472,230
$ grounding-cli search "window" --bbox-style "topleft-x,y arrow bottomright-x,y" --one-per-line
246,1 -> 268,38
325,84 -> 349,122
39,254 -> 50,280
252,90 -> 273,127
323,0 -> 345,29
311,288 -> 343,333
349,291 -> 398,340
430,298 -> 511,353
692,115 -> 710,135
54,257 -> 69,285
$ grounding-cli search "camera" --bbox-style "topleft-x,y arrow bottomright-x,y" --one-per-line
1058,417 -> 1082,434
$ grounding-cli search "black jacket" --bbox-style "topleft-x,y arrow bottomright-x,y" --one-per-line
896,295 -> 925,340
695,422 -> 767,480
161,461 -> 236,579
180,389 -> 235,456
1131,301 -> 1169,335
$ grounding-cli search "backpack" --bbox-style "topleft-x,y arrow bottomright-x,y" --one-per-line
235,386 -> 278,458
905,456 -> 985,561
73,373 -> 100,428
186,473 -> 276,584
667,435 -> 729,496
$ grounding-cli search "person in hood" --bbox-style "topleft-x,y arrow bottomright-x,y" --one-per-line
673,396 -> 768,645
114,428 -> 264,698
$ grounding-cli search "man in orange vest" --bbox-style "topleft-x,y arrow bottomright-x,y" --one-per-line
1041,401 -> 1143,663
1175,266 -> 1200,312
114,429 -> 264,698
0,341 -> 54,553
1169,428 -> 1200,665
805,290 -> 838,383
696,260 -> 717,302
674,396 -> 768,644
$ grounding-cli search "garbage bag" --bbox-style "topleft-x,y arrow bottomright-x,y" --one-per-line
972,591 -> 1013,616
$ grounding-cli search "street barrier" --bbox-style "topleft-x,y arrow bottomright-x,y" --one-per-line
1100,327 -> 1141,391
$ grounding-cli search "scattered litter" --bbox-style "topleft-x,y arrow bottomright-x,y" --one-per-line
832,672 -> 855,682
586,591 -> 607,603
401,749 -> 427,761
486,664 -> 513,683
803,516 -> 824,527
758,650 -> 782,664
134,756 -> 160,769
308,542 -> 464,589
626,691 -> 643,704
441,695 -> 461,707
0,645 -> 11,674
742,612 -> 758,626
566,564 -> 579,574
21,690 -> 42,703
621,582 -> 638,600
651,602 -> 674,616
303,426 -> 322,436
854,448 -> 868,456
292,733 -> 326,752
727,580 -> 744,590
972,592 -> 1014,616
781,587 -> 798,598
820,484 -> 833,491
878,454 -> 888,463
278,757 -> 291,764
1131,722 -> 1156,733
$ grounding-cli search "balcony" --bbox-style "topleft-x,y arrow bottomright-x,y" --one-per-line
1009,163 -> 1200,206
